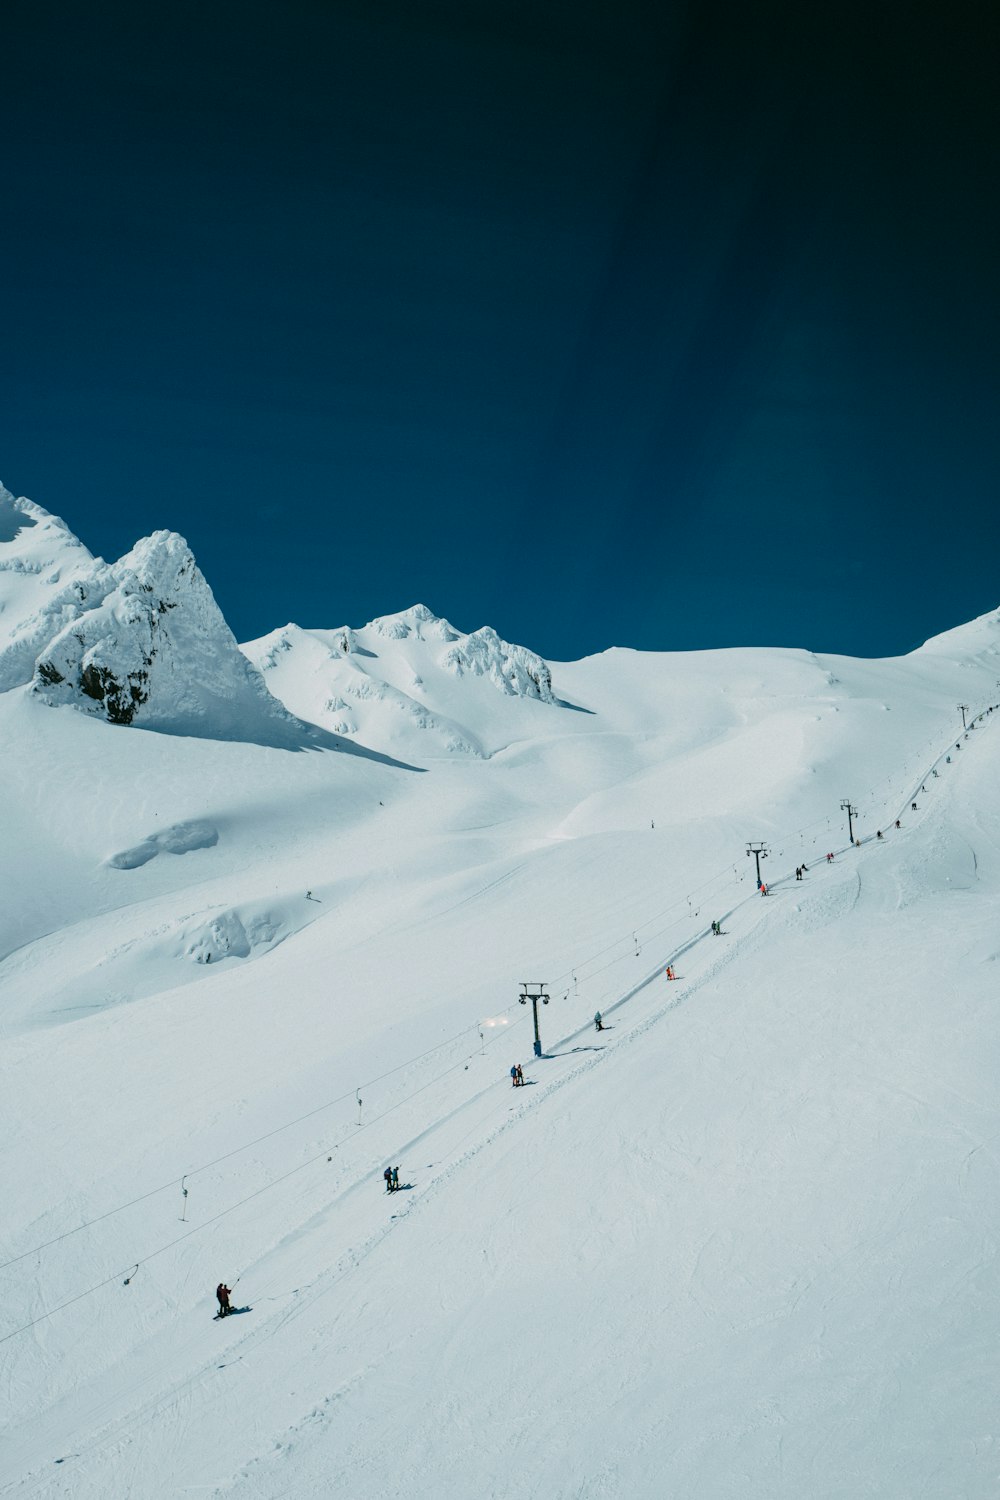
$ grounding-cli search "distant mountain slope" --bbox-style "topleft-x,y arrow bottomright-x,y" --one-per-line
243,604 -> 562,759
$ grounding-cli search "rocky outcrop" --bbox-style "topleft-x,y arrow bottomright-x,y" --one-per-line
30,530 -> 301,740
444,626 -> 555,702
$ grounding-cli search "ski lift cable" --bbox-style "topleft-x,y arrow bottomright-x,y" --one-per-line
0,1016 -> 533,1347
0,1014 -> 490,1272
4,708 -> 989,1328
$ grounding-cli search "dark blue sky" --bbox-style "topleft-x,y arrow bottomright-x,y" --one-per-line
2,1 -> 998,658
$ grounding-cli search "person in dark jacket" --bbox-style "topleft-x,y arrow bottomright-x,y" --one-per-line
217,1283 -> 232,1317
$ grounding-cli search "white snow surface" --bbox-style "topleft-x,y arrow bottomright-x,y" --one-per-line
30,529 -> 316,745
243,605 -> 559,759
0,483 -> 99,692
2,491 -> 1000,1497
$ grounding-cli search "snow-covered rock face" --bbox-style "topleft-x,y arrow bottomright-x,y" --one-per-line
368,604 -> 460,643
0,484 -> 99,693
444,625 -> 555,702
29,529 -> 300,740
1,485 -> 560,754
243,606 -> 561,761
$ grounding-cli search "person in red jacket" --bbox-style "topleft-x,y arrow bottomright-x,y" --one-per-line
216,1283 -> 232,1317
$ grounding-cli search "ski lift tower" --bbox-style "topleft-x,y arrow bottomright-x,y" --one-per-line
519,982 -> 550,1059
746,843 -> 769,888
840,799 -> 858,843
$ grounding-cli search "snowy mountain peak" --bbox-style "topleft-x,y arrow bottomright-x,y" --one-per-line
0,481 -> 87,549
367,604 -> 459,642
29,528 -> 303,741
243,607 -> 561,761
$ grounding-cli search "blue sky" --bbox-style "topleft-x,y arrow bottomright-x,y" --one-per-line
2,1 -> 997,659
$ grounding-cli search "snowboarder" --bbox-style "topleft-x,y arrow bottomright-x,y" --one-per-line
594,1011 -> 604,1031
384,1167 -> 393,1192
216,1283 -> 232,1317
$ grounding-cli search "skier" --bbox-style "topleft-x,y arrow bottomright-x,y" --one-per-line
826,852 -> 834,863
911,801 -> 917,811
216,1283 -> 232,1317
516,1064 -> 524,1086
895,820 -> 901,829
594,1011 -> 604,1031
384,1167 -> 393,1192
795,866 -> 802,881
511,1065 -> 519,1088
711,920 -> 721,935
876,829 -> 883,839
391,1165 -> 400,1191
666,965 -> 677,980
760,882 -> 768,896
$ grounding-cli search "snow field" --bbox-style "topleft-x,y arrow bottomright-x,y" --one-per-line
2,509 -> 1000,1496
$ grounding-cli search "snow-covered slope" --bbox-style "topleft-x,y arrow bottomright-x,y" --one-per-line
2,486 -> 1000,1498
0,483 -> 99,692
243,604 -> 560,759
